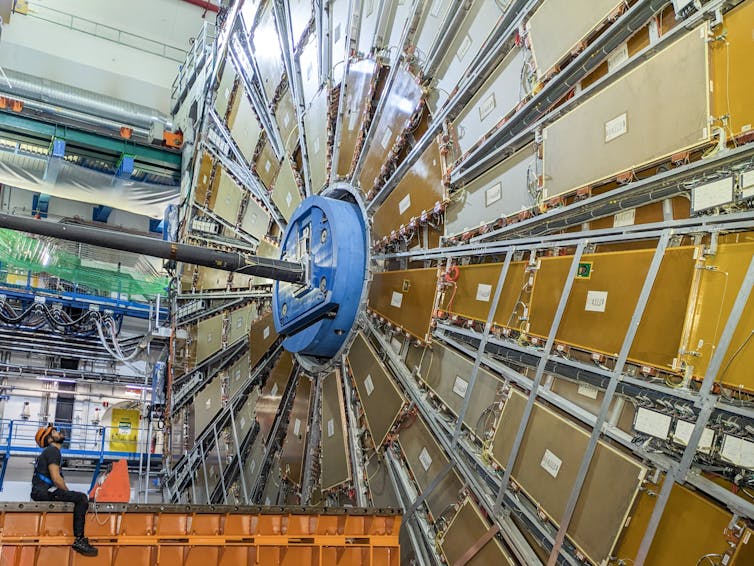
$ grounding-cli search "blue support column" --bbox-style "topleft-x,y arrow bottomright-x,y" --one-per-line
0,421 -> 14,491
115,155 -> 135,179
31,193 -> 50,218
92,205 -> 113,223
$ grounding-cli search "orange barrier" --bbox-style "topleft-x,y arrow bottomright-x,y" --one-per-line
0,503 -> 401,565
89,459 -> 131,503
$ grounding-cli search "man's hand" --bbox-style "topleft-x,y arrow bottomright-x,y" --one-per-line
47,463 -> 69,491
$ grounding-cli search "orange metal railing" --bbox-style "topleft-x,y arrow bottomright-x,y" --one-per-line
0,503 -> 401,566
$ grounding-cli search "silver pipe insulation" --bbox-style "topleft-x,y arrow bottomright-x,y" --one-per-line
0,68 -> 173,139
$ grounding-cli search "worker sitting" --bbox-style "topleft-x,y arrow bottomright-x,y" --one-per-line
31,425 -> 98,557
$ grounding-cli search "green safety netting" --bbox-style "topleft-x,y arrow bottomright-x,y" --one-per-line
0,228 -> 169,297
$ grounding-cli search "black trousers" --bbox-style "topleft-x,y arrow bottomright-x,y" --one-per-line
31,488 -> 88,537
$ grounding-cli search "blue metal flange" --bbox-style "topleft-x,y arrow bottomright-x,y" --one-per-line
272,194 -> 367,359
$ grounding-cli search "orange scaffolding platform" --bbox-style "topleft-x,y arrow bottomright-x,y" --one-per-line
0,503 -> 401,565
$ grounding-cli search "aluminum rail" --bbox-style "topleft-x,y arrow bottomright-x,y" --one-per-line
0,213 -> 305,284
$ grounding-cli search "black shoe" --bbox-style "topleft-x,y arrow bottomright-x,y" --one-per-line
72,537 -> 98,557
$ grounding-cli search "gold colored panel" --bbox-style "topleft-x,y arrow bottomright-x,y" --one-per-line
257,351 -> 295,442
275,89 -> 299,154
491,388 -> 646,564
271,159 -> 302,221
280,374 -> 312,486
193,374 -> 223,437
550,377 -> 635,432
195,267 -> 229,291
543,27 -> 709,198
321,371 -> 350,490
528,247 -> 696,370
210,169 -> 244,225
228,86 -> 262,164
194,313 -> 224,364
372,138 -> 444,240
422,341 -> 502,437
397,415 -> 463,519
304,89 -> 329,192
347,333 -> 404,448
440,499 -> 515,566
257,239 -> 280,259
710,1 -> 754,138
358,67 -> 422,194
227,355 -> 251,399
684,240 -> 754,391
241,435 -> 265,494
255,141 -> 281,190
214,60 -> 237,118
235,389 -> 258,443
366,457 -> 400,508
249,312 -> 278,368
194,152 -> 214,206
228,304 -> 253,346
368,268 -> 438,341
240,196 -> 271,240
588,196 -> 690,230
440,261 -> 529,329
528,0 -> 623,78
613,479 -> 732,565
336,59 -> 377,178
252,1 -> 285,102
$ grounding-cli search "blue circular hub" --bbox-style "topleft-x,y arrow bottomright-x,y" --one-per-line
272,194 -> 367,359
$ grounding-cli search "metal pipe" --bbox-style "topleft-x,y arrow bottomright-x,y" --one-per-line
181,0 -> 220,13
0,213 -> 305,284
0,69 -> 173,136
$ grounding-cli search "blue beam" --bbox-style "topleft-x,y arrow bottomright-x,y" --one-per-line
92,205 -> 113,223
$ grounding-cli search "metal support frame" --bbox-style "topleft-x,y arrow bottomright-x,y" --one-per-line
453,250 -> 513,441
212,425 -> 228,504
301,372 -> 322,504
402,459 -> 454,524
228,406 -> 250,503
547,232 -> 670,564
341,354 -> 368,507
634,256 -> 754,563
368,321 -> 554,566
495,242 -> 586,511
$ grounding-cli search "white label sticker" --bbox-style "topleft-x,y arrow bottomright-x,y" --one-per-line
270,382 -> 279,397
265,496 -> 271,505
207,333 -> 213,343
485,183 -> 502,207
250,459 -> 256,473
457,34 -> 472,61
240,416 -> 246,430
286,192 -> 293,207
391,291 -> 403,308
453,376 -> 468,397
205,398 -> 212,410
264,160 -> 271,172
475,283 -> 492,302
380,127 -> 394,149
577,383 -> 600,399
347,111 -> 359,131
540,449 -> 562,478
605,112 -> 628,143
398,194 -> 411,215
364,374 -> 374,396
614,209 -> 636,227
327,418 -> 335,438
224,87 -> 230,100
478,92 -> 496,120
607,43 -> 629,72
263,326 -> 270,339
293,418 -> 301,436
314,136 -> 321,153
283,112 -> 290,128
419,447 -> 433,471
585,290 -> 608,312
237,316 -> 244,328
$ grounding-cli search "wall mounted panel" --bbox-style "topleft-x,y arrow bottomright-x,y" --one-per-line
347,333 -> 404,448
255,140 -> 282,190
320,371 -> 350,490
252,1 -> 285,102
227,87 -> 263,164
257,351 -> 294,442
358,67 -> 422,194
440,498 -> 516,566
240,195 -> 271,240
227,355 -> 251,399
249,312 -> 278,369
228,304 -> 253,347
270,159 -> 302,221
543,27 -> 709,198
215,60 -> 237,119
280,374 -> 312,486
445,143 -> 535,237
193,313 -> 224,365
368,268 -> 438,342
491,388 -> 646,564
304,88 -> 329,192
211,169 -> 244,226
336,59 -> 378,178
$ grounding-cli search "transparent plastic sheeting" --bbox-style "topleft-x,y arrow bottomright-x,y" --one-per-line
0,149 -> 179,218
0,228 -> 169,297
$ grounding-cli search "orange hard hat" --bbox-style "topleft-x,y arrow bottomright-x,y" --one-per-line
35,425 -> 55,448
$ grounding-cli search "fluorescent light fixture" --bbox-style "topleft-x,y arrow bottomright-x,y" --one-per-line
36,377 -> 76,384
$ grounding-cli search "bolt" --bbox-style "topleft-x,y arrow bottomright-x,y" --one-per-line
320,228 -> 328,244
320,277 -> 327,292
281,303 -> 288,317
